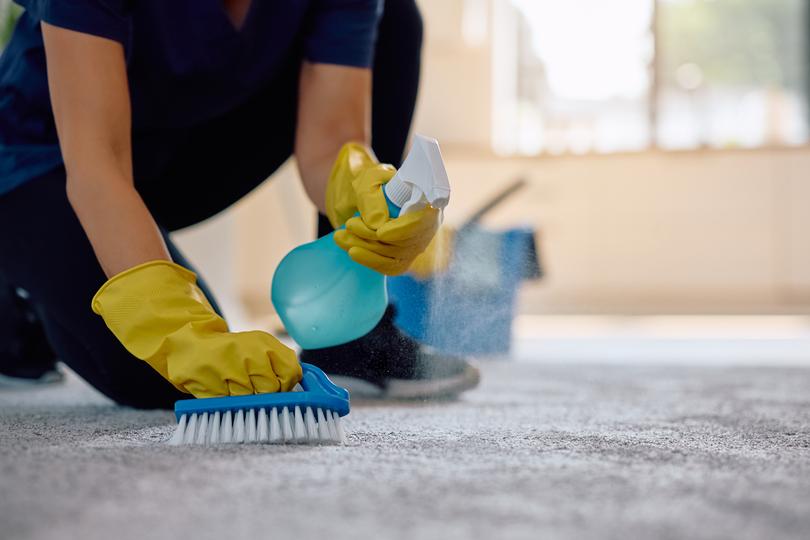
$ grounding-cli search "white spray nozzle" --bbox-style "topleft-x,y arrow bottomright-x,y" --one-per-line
384,134 -> 451,216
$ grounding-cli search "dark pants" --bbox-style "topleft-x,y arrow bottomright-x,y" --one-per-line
0,0 -> 423,409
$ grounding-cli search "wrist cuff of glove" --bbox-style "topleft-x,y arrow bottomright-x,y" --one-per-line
91,260 -> 198,316
326,142 -> 380,229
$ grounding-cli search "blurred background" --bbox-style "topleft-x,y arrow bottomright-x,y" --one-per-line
3,0 -> 809,364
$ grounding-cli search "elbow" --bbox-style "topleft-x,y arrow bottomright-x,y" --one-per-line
65,172 -> 84,208
65,160 -> 131,207
64,169 -> 112,210
65,171 -> 97,209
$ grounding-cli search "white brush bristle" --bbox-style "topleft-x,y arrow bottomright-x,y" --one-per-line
168,407 -> 346,446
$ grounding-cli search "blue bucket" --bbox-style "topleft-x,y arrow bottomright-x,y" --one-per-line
388,225 -> 539,357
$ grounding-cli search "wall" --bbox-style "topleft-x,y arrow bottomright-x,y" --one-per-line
173,0 -> 810,320
440,146 -> 810,314
174,145 -> 810,320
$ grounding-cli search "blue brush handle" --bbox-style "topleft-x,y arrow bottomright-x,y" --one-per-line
298,362 -> 350,401
174,363 -> 350,420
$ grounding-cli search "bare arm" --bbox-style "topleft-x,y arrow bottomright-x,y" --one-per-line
295,62 -> 372,214
42,23 -> 170,277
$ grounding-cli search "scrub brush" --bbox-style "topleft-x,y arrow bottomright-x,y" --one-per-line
168,363 -> 349,445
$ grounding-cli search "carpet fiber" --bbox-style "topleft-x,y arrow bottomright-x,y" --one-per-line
1,362 -> 809,540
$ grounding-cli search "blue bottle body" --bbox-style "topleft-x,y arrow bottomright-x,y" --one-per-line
271,198 -> 401,350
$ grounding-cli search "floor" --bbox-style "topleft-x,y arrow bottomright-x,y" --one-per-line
2,358 -> 809,540
513,315 -> 810,365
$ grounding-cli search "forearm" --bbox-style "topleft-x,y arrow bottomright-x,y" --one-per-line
295,62 -> 371,214
43,23 -> 169,278
67,171 -> 170,278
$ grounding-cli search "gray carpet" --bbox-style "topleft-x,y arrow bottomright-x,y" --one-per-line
1,362 -> 809,540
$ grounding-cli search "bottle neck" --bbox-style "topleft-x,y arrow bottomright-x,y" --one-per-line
383,173 -> 412,214
383,189 -> 402,218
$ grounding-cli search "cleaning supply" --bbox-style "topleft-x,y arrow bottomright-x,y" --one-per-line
168,363 -> 349,445
324,139 -> 443,276
271,134 -> 451,350
91,260 -> 301,398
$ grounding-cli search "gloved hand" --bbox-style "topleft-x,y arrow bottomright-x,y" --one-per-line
91,260 -> 302,398
326,142 -> 441,276
334,207 -> 440,275
325,142 -> 393,229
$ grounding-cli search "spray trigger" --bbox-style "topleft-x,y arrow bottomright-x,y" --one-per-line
384,134 -> 451,217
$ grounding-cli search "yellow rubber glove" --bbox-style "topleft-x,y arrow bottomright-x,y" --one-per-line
333,206 -> 440,276
91,261 -> 302,398
325,142 -> 394,229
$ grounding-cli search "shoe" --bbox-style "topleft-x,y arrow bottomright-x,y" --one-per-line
300,305 -> 480,399
0,287 -> 64,388
0,365 -> 64,388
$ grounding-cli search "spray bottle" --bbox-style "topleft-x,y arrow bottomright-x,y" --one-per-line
271,134 -> 451,350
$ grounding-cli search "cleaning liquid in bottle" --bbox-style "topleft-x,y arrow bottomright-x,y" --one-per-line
271,134 -> 451,350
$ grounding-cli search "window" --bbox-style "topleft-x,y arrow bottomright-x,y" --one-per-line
493,0 -> 808,154
657,0 -> 807,149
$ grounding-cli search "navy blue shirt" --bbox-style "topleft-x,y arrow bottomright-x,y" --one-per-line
0,0 -> 382,194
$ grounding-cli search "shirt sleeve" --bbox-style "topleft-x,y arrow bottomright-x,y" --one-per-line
304,0 -> 383,68
13,0 -> 131,46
